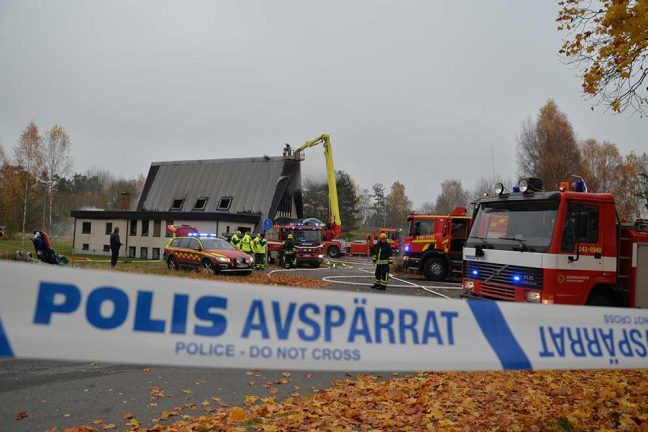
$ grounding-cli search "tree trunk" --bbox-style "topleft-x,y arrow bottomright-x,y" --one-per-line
48,179 -> 53,233
21,177 -> 28,250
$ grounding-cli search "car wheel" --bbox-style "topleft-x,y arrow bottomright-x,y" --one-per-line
202,259 -> 215,275
327,245 -> 340,258
167,256 -> 178,271
423,257 -> 448,281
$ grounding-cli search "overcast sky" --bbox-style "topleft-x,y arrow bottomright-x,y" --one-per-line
0,0 -> 645,208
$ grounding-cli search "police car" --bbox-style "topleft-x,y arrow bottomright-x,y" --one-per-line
164,233 -> 254,275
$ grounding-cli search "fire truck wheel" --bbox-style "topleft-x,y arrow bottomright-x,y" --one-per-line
586,291 -> 615,307
423,257 -> 448,281
312,262 -> 321,268
167,256 -> 178,271
327,245 -> 340,258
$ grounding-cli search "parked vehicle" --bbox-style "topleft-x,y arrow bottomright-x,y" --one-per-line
164,229 -> 253,274
461,177 -> 648,307
402,207 -> 471,281
266,223 -> 325,267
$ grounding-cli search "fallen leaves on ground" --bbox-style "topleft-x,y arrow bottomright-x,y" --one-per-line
14,410 -> 28,420
63,369 -> 648,431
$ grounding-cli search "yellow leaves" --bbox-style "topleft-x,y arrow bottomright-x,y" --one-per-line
557,0 -> 648,113
229,406 -> 246,422
244,395 -> 259,405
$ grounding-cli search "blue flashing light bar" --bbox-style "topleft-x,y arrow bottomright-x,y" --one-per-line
512,186 -> 521,193
512,275 -> 521,283
472,269 -> 479,276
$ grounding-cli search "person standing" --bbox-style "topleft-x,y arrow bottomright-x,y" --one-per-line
371,232 -> 393,291
252,232 -> 267,270
240,231 -> 253,255
282,233 -> 296,269
110,226 -> 123,268
230,230 -> 242,250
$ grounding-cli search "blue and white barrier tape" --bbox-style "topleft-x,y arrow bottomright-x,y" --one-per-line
0,261 -> 646,371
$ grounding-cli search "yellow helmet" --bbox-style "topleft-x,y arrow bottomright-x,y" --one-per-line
287,234 -> 294,239
379,233 -> 387,240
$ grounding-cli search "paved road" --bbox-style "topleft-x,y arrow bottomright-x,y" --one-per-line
0,257 -> 463,431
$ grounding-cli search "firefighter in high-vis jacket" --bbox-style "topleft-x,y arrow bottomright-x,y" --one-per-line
372,232 -> 393,290
240,231 -> 253,255
252,232 -> 267,270
282,233 -> 296,269
230,231 -> 242,250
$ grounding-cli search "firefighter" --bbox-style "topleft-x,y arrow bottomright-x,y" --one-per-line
230,230 -> 242,250
240,231 -> 253,255
283,233 -> 296,269
371,232 -> 393,291
252,232 -> 267,270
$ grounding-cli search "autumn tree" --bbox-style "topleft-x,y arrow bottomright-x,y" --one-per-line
385,181 -> 412,230
368,183 -> 386,227
417,201 -> 436,214
44,125 -> 71,232
433,179 -> 470,214
615,151 -> 648,220
0,142 -> 6,166
301,170 -> 360,234
15,122 -> 44,247
557,0 -> 648,114
638,172 -> 648,216
580,139 -> 623,192
517,100 -> 583,191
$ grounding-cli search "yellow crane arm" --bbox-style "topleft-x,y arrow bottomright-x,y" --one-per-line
294,134 -> 342,229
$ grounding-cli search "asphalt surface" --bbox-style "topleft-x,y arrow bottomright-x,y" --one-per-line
0,256 -> 462,432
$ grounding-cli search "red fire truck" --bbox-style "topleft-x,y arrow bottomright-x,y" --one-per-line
266,222 -> 325,267
402,207 -> 472,281
461,177 -> 648,307
349,228 -> 401,255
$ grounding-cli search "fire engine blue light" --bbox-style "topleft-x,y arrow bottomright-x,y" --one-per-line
574,179 -> 586,192
404,245 -> 409,252
472,269 -> 479,276
512,186 -> 521,193
512,274 -> 521,283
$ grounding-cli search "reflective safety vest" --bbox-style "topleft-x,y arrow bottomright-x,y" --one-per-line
253,238 -> 267,254
230,234 -> 241,249
240,234 -> 253,253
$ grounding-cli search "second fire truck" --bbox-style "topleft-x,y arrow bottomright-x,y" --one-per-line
461,177 -> 648,307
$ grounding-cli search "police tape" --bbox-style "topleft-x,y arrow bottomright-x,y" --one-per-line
0,261 -> 647,371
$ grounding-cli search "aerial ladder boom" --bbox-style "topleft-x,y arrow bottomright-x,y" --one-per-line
294,134 -> 342,240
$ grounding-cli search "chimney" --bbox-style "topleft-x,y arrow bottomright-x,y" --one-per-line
120,192 -> 131,211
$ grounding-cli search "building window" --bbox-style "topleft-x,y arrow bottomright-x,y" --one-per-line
217,197 -> 232,211
82,243 -> 89,251
103,245 -> 110,252
170,199 -> 185,211
82,222 -> 91,234
130,220 -> 137,236
152,248 -> 160,260
141,220 -> 149,236
153,220 -> 161,237
226,225 -> 230,233
193,197 -> 208,211
140,247 -> 148,259
129,247 -> 136,258
166,221 -> 174,237
105,222 -> 113,235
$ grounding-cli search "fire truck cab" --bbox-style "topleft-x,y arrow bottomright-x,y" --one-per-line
462,178 -> 648,307
266,223 -> 325,267
402,207 -> 471,281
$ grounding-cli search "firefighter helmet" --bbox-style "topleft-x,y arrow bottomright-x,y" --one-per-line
379,233 -> 387,240
287,234 -> 294,239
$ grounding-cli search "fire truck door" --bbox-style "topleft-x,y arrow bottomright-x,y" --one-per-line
636,244 -> 648,308
560,203 -> 603,271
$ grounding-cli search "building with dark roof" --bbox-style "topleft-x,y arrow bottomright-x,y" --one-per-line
71,155 -> 303,258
